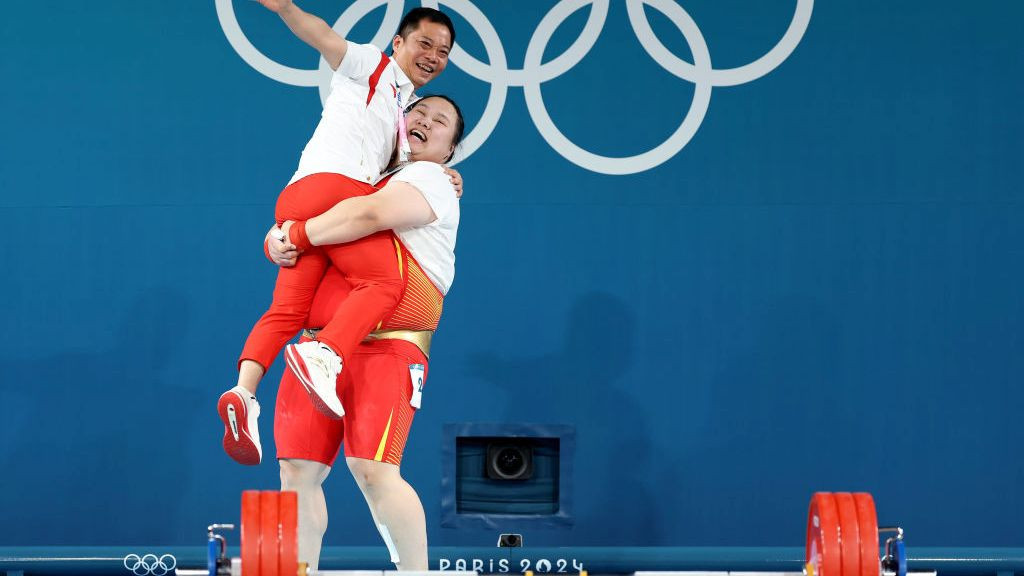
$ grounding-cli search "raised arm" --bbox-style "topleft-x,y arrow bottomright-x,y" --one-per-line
257,0 -> 348,69
286,182 -> 437,249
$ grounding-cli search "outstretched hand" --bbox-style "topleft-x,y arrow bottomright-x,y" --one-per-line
254,0 -> 293,14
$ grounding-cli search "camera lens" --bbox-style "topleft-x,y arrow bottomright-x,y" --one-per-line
486,443 -> 533,480
495,448 -> 525,478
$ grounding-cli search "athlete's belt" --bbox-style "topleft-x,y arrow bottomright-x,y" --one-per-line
301,328 -> 432,358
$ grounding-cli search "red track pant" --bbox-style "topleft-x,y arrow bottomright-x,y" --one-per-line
239,173 -> 404,370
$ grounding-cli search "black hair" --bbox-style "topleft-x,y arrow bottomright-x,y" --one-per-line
397,8 -> 456,46
408,94 -> 465,163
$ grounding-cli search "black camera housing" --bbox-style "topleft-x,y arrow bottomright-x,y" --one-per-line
497,533 -> 524,547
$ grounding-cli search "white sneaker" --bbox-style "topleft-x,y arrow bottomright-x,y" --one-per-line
284,341 -> 345,419
217,386 -> 262,465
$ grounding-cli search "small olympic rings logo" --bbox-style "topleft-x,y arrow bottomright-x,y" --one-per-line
216,0 -> 813,174
123,553 -> 177,576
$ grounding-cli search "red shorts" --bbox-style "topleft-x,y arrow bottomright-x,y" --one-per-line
274,335 -> 427,466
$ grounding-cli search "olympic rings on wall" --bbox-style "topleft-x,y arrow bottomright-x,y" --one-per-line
216,0 -> 813,174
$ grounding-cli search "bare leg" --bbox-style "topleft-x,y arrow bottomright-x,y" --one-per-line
347,457 -> 427,571
280,458 -> 332,571
236,360 -> 265,395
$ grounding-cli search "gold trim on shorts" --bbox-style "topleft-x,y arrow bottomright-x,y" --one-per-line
302,328 -> 432,358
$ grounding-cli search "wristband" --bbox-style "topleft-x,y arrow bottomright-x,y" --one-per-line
289,221 -> 313,252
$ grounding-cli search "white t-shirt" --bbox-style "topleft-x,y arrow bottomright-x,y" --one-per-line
289,42 -> 415,185
384,162 -> 460,294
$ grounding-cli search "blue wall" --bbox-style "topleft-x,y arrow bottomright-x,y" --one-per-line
1,0 -> 1021,549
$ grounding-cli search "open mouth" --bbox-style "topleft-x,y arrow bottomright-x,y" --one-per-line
410,129 -> 427,142
416,63 -> 435,75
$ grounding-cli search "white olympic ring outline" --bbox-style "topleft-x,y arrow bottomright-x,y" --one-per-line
216,0 -> 813,174
123,553 -> 177,576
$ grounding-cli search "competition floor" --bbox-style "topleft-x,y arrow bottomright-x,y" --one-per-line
2,546 -> 1024,576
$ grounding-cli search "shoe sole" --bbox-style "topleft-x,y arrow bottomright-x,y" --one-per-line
217,390 -> 261,465
284,344 -> 345,420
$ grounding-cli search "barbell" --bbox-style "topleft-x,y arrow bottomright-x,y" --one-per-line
188,490 -> 907,576
806,492 -> 907,576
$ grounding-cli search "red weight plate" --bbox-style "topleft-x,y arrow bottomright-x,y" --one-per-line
260,491 -> 280,576
241,491 -> 261,576
807,492 -> 842,576
853,493 -> 880,576
834,493 -> 862,576
279,491 -> 298,576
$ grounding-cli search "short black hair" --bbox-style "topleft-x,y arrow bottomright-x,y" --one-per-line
409,94 -> 465,162
397,7 -> 456,46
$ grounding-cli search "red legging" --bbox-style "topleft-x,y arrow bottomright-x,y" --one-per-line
239,173 -> 404,370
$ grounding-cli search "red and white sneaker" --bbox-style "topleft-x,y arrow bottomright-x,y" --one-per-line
284,341 -> 345,419
217,386 -> 262,465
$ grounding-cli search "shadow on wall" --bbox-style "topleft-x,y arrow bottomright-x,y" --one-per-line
682,291 -> 883,543
467,291 -> 677,544
0,287 -> 203,544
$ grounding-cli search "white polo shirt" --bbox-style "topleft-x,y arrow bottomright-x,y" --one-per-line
289,42 -> 415,185
383,162 -> 460,294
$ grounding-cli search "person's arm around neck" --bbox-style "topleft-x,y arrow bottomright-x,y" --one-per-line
259,0 -> 348,69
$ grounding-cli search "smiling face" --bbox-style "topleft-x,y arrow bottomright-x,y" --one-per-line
392,20 -> 452,89
405,96 -> 461,164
